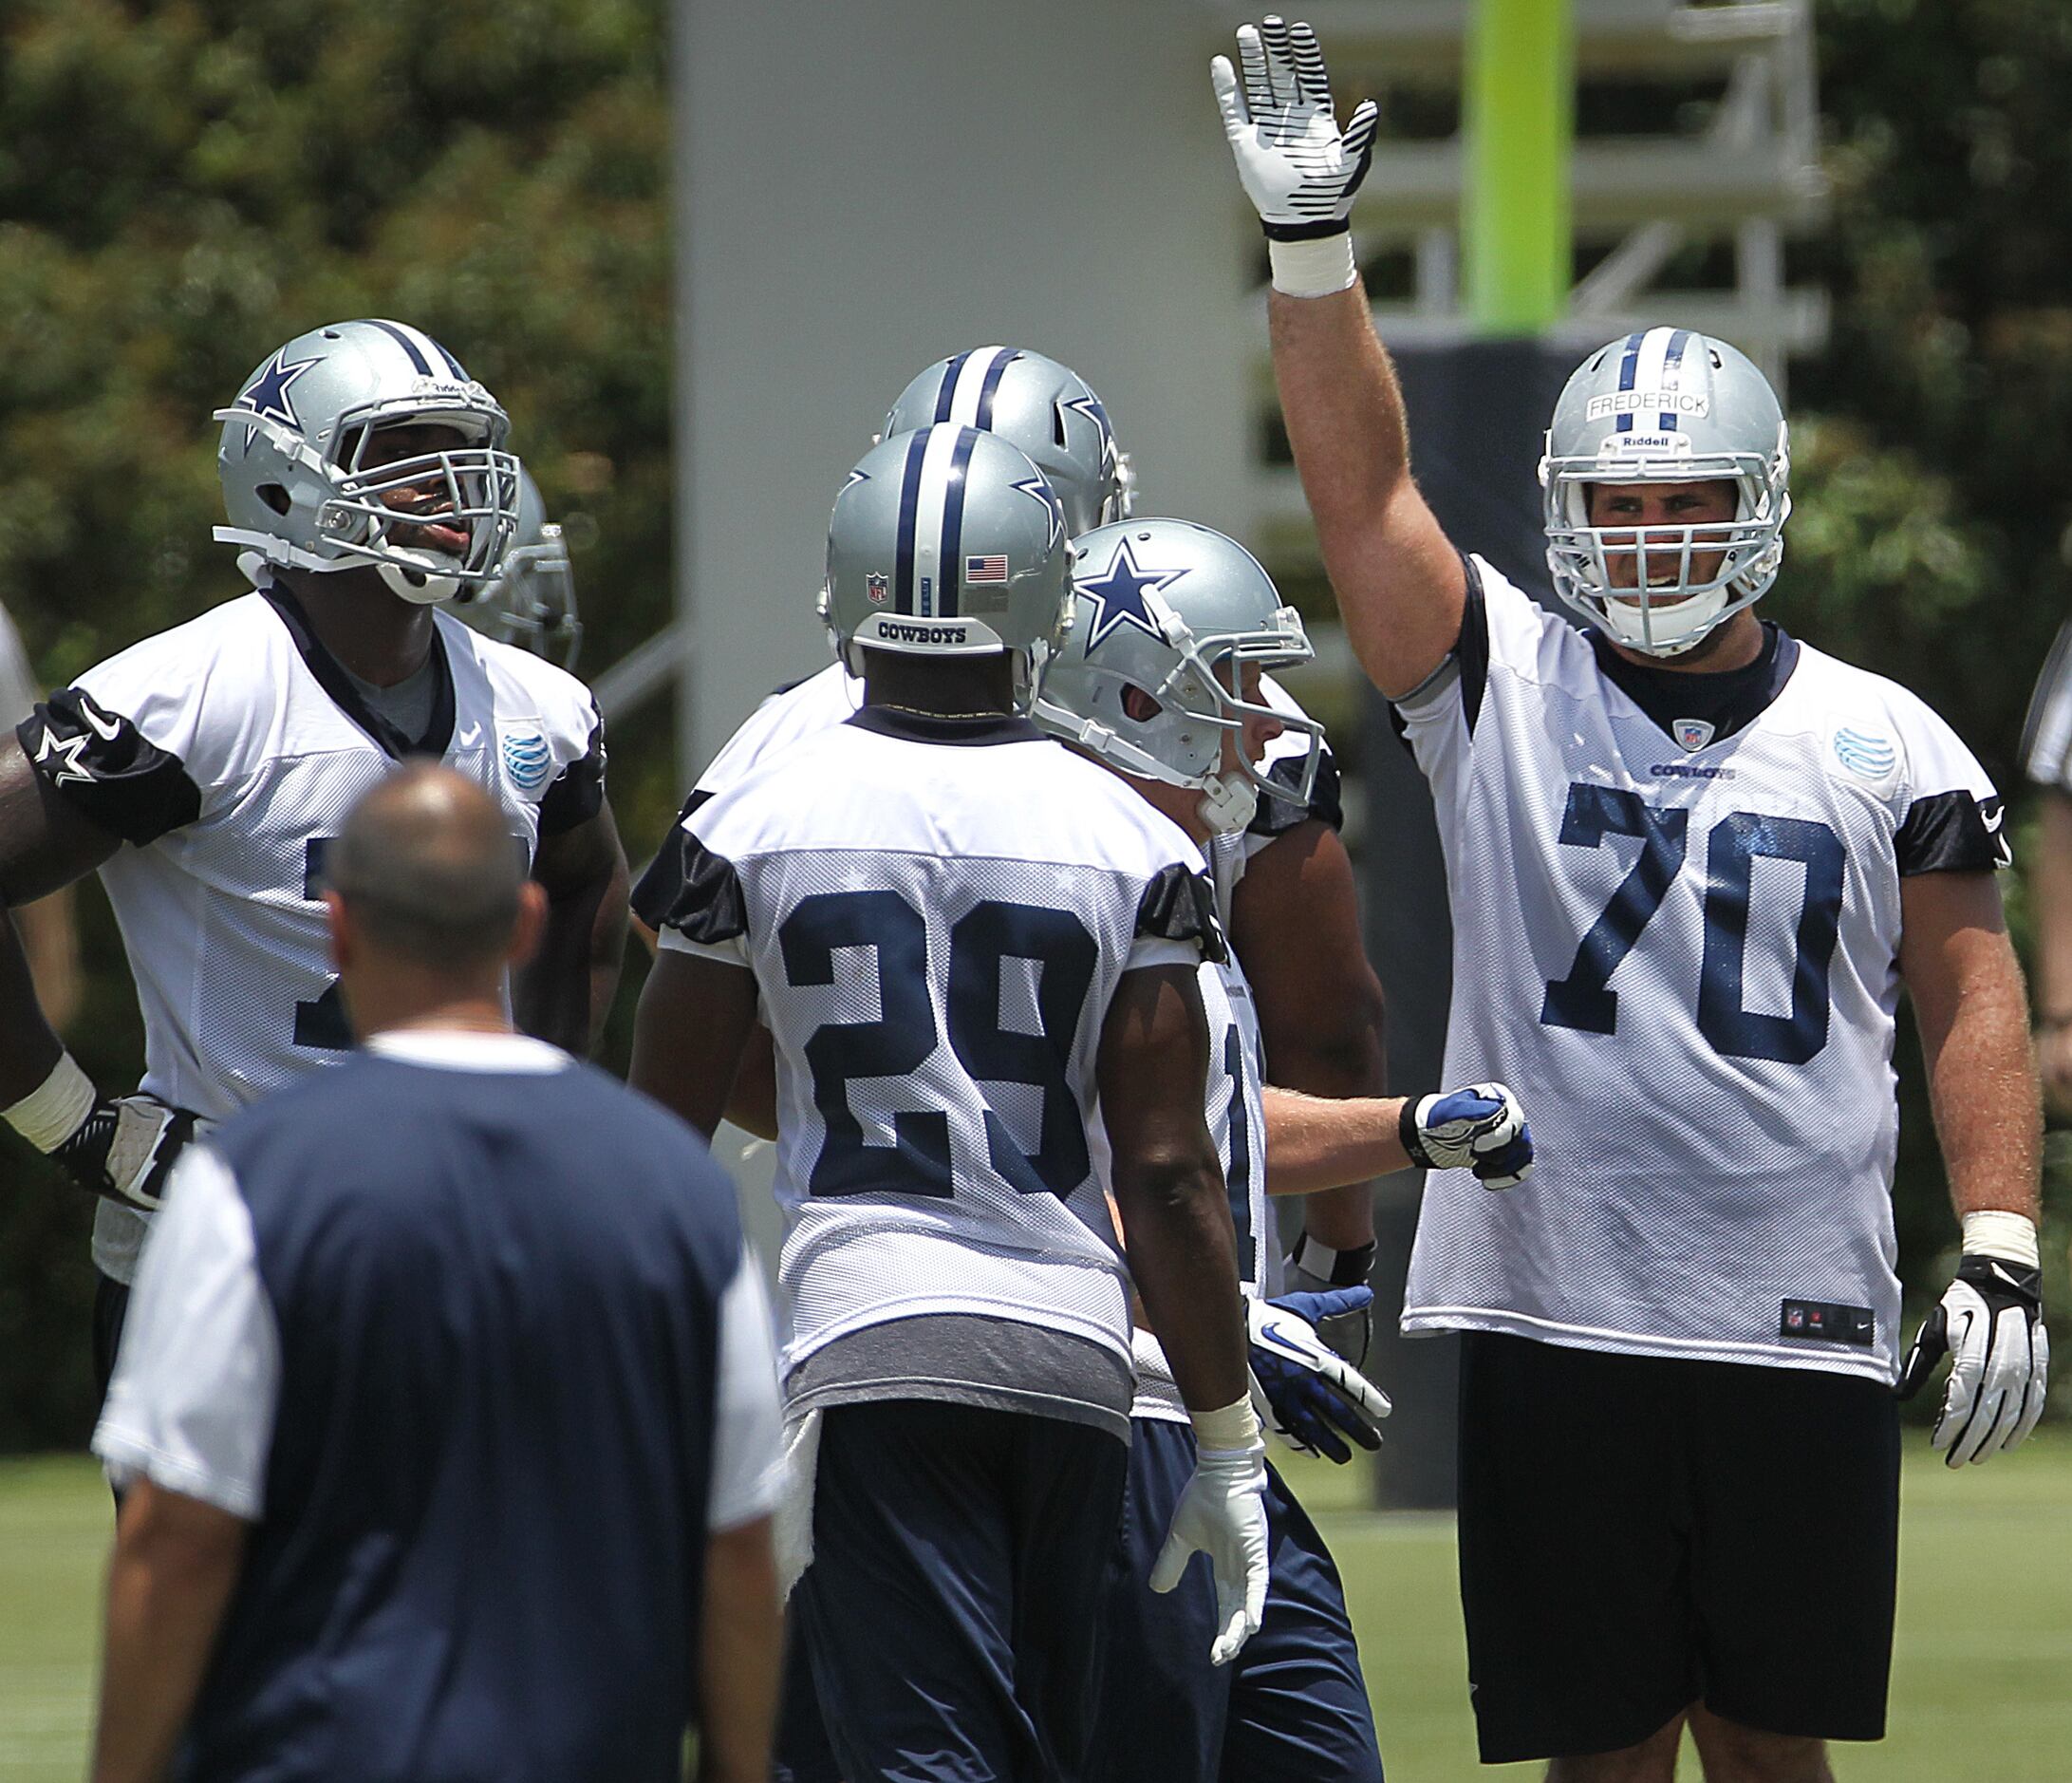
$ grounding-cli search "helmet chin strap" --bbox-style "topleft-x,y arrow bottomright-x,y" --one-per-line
1197,772 -> 1258,836
377,554 -> 463,606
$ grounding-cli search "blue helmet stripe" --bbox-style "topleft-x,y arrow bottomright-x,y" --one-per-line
893,429 -> 929,614
359,318 -> 433,375
974,351 -> 1015,429
1615,330 -> 1645,432
933,351 -> 974,424
1660,328 -> 1690,431
419,328 -> 469,380
937,427 -> 978,619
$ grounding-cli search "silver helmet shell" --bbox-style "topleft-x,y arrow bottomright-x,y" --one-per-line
1036,519 -> 1320,835
452,468 -> 582,668
823,425 -> 1073,711
1540,327 -> 1790,657
880,347 -> 1133,536
214,318 -> 522,605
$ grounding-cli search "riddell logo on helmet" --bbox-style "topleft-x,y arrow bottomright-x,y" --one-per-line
1586,391 -> 1711,421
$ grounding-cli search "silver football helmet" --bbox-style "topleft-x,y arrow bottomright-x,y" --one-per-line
880,347 -> 1134,536
822,424 -> 1073,711
1540,327 -> 1790,656
453,468 -> 582,668
214,318 -> 522,605
1036,519 -> 1320,835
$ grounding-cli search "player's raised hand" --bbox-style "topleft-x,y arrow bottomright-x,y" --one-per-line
1401,1082 -> 1535,1190
1248,1289 -> 1391,1463
1210,16 -> 1378,240
1150,1409 -> 1271,1666
1897,1217 -> 2049,1466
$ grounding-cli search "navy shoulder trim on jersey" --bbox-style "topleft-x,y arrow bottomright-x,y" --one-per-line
1458,554 -> 1491,735
538,708 -> 607,836
1135,863 -> 1228,964
262,586 -> 456,760
633,825 -> 748,943
1895,790 -> 2008,875
846,706 -> 1043,746
1247,743 -> 1344,839
18,693 -> 202,845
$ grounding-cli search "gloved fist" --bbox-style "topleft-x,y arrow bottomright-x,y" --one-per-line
1150,1414 -> 1272,1666
1210,15 -> 1378,240
1401,1083 -> 1534,1190
1248,1289 -> 1392,1464
1897,1241 -> 2049,1467
54,1094 -> 200,1213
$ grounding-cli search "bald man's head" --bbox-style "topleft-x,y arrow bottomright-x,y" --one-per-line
328,765 -> 524,970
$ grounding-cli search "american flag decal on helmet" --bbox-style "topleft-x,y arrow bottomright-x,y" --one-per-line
964,554 -> 1008,584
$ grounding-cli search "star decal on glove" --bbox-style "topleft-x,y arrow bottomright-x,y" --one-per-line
1076,536 -> 1188,651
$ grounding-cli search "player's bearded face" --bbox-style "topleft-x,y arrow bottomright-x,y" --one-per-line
362,422 -> 476,558
1585,479 -> 1738,602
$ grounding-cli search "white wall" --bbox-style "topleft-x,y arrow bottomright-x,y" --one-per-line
673,0 -> 1252,782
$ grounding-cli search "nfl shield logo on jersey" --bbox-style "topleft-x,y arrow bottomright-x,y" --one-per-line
501,726 -> 552,791
867,572 -> 889,607
1673,718 -> 1715,752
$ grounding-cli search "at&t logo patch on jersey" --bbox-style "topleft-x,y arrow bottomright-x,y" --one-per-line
1829,723 -> 1899,791
500,725 -> 552,791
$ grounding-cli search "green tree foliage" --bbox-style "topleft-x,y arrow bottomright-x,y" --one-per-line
0,0 -> 674,1449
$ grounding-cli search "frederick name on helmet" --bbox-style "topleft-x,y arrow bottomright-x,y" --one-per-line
214,318 -> 523,607
879,346 -> 1134,536
1540,326 -> 1790,658
823,425 -> 1075,711
1035,518 -> 1322,836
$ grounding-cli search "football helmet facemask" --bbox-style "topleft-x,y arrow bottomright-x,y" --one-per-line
215,318 -> 522,606
453,467 -> 582,668
879,347 -> 1134,536
1540,327 -> 1790,657
1036,518 -> 1320,835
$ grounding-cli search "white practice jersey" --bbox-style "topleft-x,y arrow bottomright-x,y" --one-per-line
1397,558 -> 2007,1381
2019,618 -> 2072,792
1128,950 -> 1269,1423
22,582 -> 605,1283
646,706 -> 1225,1381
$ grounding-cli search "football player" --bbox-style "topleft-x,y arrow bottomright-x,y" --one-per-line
0,319 -> 627,1398
629,426 -> 1269,1783
659,346 -> 1391,1364
1214,18 -> 2046,1780
1037,516 -> 1532,1783
453,465 -> 583,669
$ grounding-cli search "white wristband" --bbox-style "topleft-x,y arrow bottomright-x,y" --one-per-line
1962,1210 -> 2040,1269
4,1050 -> 96,1154
1188,1396 -> 1262,1454
1268,234 -> 1359,299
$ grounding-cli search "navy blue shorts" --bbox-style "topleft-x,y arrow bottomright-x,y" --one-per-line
1457,1333 -> 1900,1762
789,1398 -> 1129,1783
1087,1418 -> 1382,1783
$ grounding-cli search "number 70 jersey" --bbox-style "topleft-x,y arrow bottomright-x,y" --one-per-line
1395,559 -> 2007,1380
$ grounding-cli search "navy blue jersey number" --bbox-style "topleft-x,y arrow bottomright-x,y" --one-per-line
1223,1023 -> 1258,1283
1541,785 -> 1845,1063
778,891 -> 1097,1198
293,837 -> 353,1051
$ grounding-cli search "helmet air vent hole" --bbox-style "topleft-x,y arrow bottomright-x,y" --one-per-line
1053,402 -> 1070,448
258,484 -> 291,516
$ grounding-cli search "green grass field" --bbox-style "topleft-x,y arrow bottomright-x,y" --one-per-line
7,1435 -> 2068,1781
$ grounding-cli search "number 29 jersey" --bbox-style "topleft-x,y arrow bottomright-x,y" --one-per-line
646,705 -> 1225,1381
1397,558 -> 2007,1380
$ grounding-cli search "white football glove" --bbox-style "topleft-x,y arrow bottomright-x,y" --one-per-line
1149,1418 -> 1271,1666
1897,1221 -> 2049,1466
1400,1083 -> 1534,1190
1210,15 -> 1378,240
55,1093 -> 204,1213
1247,1291 -> 1392,1463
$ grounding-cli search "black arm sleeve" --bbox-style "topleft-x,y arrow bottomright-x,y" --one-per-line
1248,742 -> 1345,840
18,690 -> 201,845
632,822 -> 748,945
537,710 -> 606,836
1895,791 -> 2008,875
1135,864 -> 1228,964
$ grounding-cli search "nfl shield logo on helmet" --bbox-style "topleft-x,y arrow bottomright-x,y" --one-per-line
867,572 -> 889,607
1673,718 -> 1715,752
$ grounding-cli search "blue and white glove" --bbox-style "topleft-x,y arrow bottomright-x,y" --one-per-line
1896,1211 -> 2049,1466
1282,1233 -> 1375,1364
1400,1083 -> 1534,1191
1248,1289 -> 1392,1464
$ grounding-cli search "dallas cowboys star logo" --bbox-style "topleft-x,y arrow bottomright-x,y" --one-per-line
234,347 -> 324,430
842,467 -> 870,493
1010,475 -> 1066,552
1075,537 -> 1188,651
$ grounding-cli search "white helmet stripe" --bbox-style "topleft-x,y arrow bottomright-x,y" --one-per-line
911,423 -> 973,618
943,346 -> 1017,429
